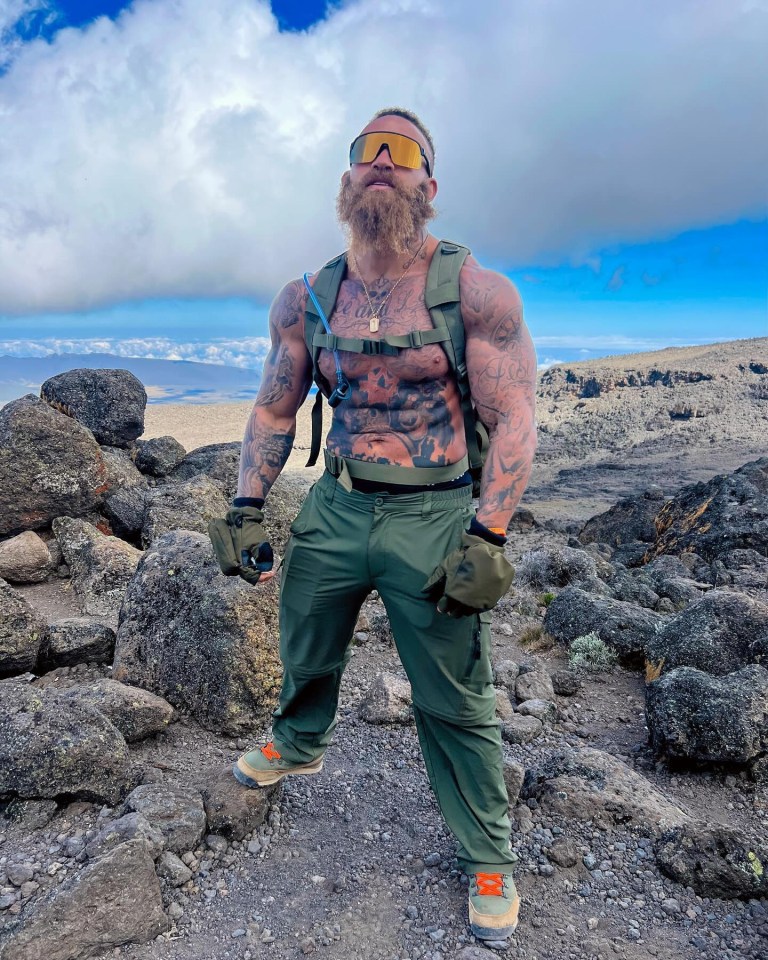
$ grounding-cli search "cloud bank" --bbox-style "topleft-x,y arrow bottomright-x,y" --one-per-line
0,0 -> 765,314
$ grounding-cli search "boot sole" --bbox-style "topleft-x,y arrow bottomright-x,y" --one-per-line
233,756 -> 324,788
469,893 -> 520,940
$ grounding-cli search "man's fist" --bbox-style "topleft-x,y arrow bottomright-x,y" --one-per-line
208,506 -> 274,585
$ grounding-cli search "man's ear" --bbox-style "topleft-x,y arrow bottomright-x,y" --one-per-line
340,170 -> 350,186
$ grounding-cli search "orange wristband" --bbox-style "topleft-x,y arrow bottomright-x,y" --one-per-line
488,527 -> 506,535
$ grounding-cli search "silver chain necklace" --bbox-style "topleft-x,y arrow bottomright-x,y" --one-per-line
351,234 -> 428,333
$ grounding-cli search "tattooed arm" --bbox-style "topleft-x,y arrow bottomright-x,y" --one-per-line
462,261 -> 537,531
236,279 -> 313,501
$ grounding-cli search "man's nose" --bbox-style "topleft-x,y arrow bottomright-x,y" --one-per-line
371,145 -> 394,170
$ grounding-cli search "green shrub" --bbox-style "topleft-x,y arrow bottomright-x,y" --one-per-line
568,632 -> 618,672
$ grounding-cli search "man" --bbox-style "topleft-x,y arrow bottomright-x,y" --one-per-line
209,107 -> 537,941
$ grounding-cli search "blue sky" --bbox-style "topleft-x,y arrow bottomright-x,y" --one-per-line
0,1 -> 765,383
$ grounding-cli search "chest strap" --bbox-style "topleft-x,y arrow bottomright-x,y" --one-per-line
323,450 -> 469,493
312,328 -> 452,355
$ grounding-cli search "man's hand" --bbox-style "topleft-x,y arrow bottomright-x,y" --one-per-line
422,518 -> 514,617
208,506 -> 275,585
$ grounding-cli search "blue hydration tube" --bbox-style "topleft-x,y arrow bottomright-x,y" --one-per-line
303,272 -> 351,408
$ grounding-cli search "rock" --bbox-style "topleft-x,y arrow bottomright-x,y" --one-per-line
141,475 -> 228,547
502,760 -> 526,806
521,747 -> 689,834
509,506 -> 537,530
156,851 -> 192,887
646,665 -> 768,764
494,688 -> 516,720
551,668 -> 581,696
544,587 -> 664,664
0,839 -> 168,959
492,659 -> 520,690
655,821 -> 768,899
102,485 -> 148,543
40,368 -> 147,448
134,437 -> 186,477
515,670 -> 555,702
548,838 -> 579,868
59,678 -> 174,743
261,473 -> 315,558
359,672 -> 413,724
85,812 -> 165,860
113,531 -> 282,735
39,618 -> 115,669
0,532 -> 53,585
52,517 -> 141,621
457,947 -> 501,960
610,541 -> 651,568
0,581 -> 48,677
607,571 -> 660,609
0,396 -> 109,538
517,698 -> 556,722
169,441 -> 241,500
99,446 -> 146,491
6,865 -> 34,887
653,576 -> 706,609
124,784 -> 206,855
644,591 -> 768,676
200,765 -> 279,841
500,715 -> 543,744
515,546 -> 598,591
579,495 -> 661,547
0,680 -> 137,805
649,457 -> 768,562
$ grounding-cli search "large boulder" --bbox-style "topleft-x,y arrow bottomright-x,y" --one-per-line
38,617 -> 116,670
544,586 -> 664,663
261,473 -> 314,557
169,441 -> 241,499
113,530 -> 282,735
99,445 -> 146,491
644,591 -> 768,676
134,436 -> 186,477
649,457 -> 768,562
59,678 -> 175,743
0,839 -> 168,959
40,368 -> 147,448
0,532 -> 53,585
579,490 -> 664,547
102,485 -> 148,544
0,680 -> 137,804
646,665 -> 768,764
521,747 -> 689,834
0,396 -> 109,538
52,517 -> 141,621
140,474 -> 228,547
0,581 -> 48,677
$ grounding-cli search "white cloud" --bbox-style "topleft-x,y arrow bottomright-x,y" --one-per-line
0,0 -> 765,313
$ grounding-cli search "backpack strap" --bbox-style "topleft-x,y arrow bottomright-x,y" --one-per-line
425,241 -> 487,491
304,252 -> 347,467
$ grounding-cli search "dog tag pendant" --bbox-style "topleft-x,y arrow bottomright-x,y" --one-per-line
369,315 -> 380,333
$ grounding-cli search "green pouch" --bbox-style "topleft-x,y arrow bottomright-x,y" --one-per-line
423,532 -> 515,616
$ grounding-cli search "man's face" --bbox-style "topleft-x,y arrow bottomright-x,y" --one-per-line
336,114 -> 438,255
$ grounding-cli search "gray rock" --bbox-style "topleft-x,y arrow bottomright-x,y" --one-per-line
40,368 -> 147,448
99,445 -> 146,491
52,517 -> 141,621
515,670 -> 555,702
502,760 -> 526,807
457,947 -> 502,960
521,747 -> 689,834
494,688 -> 516,721
6,865 -> 34,887
85,812 -> 165,860
0,396 -> 109,538
579,495 -> 661,547
124,784 -> 206,855
550,668 -> 581,696
200,765 -> 279,841
644,591 -> 768,676
544,587 -> 664,664
655,820 -> 768,899
516,698 -> 556,722
103,485 -> 148,543
607,571 -> 660,609
500,715 -> 543,744
169,441 -> 241,500
59,678 -> 174,743
156,851 -> 192,887
134,437 -> 186,478
515,546 -> 598,591
141,475 -> 228,547
646,665 -> 768,763
653,577 -> 707,609
0,680 -> 137,805
39,618 -> 115,670
0,580 -> 47,678
113,531 -> 282,735
0,839 -> 168,959
0,532 -> 53,585
359,672 -> 413,724
492,659 -> 520,690
548,838 -> 579,868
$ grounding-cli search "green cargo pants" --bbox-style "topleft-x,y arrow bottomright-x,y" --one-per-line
273,470 -> 516,875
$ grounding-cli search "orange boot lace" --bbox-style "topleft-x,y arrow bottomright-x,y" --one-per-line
474,872 -> 505,896
261,742 -> 282,761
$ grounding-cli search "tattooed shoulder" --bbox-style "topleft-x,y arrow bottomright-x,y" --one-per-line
271,278 -> 307,330
460,260 -> 524,346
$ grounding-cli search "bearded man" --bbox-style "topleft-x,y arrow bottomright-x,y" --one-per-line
209,107 -> 537,941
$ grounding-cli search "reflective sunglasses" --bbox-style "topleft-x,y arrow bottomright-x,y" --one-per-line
349,131 -> 432,176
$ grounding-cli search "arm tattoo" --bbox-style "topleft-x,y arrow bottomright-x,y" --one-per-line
237,416 -> 294,500
256,344 -> 295,406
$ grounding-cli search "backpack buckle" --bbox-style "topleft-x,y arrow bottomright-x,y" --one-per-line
362,340 -> 382,355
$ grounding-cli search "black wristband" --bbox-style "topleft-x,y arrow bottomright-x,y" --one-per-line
469,516 -> 506,546
233,497 -> 265,509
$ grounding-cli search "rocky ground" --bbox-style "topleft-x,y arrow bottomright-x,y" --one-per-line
1,340 -> 767,960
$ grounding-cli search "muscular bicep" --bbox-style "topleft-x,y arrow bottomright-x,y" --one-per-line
255,279 -> 313,417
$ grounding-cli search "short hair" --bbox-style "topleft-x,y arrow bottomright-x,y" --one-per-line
367,106 -> 435,169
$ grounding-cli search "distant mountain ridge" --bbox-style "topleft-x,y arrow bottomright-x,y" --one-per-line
0,353 -> 261,404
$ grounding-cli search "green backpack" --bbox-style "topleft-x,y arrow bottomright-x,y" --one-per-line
303,240 -> 489,496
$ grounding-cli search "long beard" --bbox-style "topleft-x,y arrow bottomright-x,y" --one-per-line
336,171 -> 436,256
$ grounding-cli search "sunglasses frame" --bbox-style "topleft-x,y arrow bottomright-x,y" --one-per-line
349,131 -> 432,177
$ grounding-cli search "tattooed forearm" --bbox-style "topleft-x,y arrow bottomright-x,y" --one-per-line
256,344 -> 295,406
476,416 -> 537,529
237,412 -> 295,500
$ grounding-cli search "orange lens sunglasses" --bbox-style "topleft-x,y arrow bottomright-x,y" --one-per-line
349,131 -> 431,176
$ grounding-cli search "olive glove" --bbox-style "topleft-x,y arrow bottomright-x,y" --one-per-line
422,518 -> 514,617
208,502 -> 274,586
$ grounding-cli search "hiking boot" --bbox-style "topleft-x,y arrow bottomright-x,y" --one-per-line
233,742 -> 324,788
468,872 -> 520,940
